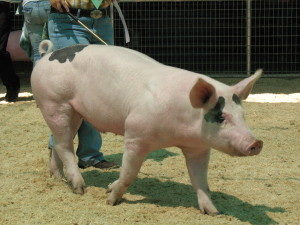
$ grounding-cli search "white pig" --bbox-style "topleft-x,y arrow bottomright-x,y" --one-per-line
31,40 -> 263,215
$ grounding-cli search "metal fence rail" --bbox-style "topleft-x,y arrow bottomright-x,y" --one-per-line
10,4 -> 23,30
11,0 -> 299,77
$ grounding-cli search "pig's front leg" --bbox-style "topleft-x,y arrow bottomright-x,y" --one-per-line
106,141 -> 148,205
181,148 -> 219,215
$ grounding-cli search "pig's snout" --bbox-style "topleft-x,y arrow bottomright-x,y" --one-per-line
246,140 -> 263,156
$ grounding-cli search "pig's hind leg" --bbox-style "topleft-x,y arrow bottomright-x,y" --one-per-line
182,148 -> 219,215
40,102 -> 85,194
49,146 -> 64,179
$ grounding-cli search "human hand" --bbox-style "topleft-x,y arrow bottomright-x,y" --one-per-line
101,0 -> 119,8
50,0 -> 70,12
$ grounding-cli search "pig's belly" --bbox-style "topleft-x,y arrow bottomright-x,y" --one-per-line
89,118 -> 125,136
71,99 -> 126,136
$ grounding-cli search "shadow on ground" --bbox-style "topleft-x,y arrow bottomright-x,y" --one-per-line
83,170 -> 284,225
104,149 -> 179,166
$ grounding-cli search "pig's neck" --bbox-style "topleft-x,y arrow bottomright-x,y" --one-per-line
150,70 -> 209,149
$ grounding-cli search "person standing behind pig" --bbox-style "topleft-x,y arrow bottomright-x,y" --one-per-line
47,0 -> 117,169
0,0 -> 20,102
20,0 -> 51,65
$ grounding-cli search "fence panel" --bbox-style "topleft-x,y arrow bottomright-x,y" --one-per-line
11,0 -> 299,77
114,0 -> 299,77
251,0 -> 299,77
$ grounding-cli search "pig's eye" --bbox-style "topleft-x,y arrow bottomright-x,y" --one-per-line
204,96 -> 226,124
204,110 -> 226,124
217,114 -> 225,124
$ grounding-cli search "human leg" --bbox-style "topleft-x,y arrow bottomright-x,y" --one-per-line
0,2 -> 20,102
22,0 -> 51,64
76,121 -> 105,168
92,16 -> 114,45
48,13 -> 91,50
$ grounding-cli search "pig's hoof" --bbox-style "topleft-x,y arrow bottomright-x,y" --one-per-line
106,196 -> 122,206
200,209 -> 220,216
207,211 -> 220,216
73,184 -> 86,195
106,184 -> 113,193
106,181 -> 118,193
50,170 -> 64,179
106,199 -> 115,206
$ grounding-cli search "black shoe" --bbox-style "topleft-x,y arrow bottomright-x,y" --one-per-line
78,160 -> 119,169
93,160 -> 119,169
5,86 -> 20,102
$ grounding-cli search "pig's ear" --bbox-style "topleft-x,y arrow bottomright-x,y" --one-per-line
189,78 -> 215,108
233,69 -> 263,100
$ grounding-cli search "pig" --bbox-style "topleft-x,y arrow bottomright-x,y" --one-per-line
31,40 -> 263,215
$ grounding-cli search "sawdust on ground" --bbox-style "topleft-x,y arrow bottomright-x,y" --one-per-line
0,77 -> 299,225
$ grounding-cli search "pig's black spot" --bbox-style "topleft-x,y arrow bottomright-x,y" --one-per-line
232,94 -> 241,105
204,96 -> 225,124
49,44 -> 88,63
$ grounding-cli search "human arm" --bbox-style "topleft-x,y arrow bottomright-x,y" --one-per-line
101,0 -> 120,8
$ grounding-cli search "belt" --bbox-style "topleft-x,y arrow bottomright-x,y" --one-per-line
50,6 -> 109,19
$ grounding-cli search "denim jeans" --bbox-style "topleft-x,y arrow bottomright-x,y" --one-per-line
48,12 -> 114,167
48,12 -> 114,49
22,0 -> 50,64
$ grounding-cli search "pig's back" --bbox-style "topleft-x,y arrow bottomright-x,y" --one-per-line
32,45 -> 165,98
76,45 -> 162,74
67,45 -> 182,102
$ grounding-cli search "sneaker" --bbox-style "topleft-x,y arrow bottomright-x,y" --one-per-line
78,160 -> 119,169
93,160 -> 119,169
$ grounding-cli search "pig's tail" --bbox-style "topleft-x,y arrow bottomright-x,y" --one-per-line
39,40 -> 54,57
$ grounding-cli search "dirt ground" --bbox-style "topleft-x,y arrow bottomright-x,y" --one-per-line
0,77 -> 299,225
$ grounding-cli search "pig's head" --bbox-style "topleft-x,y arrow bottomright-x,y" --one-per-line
189,69 -> 263,157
